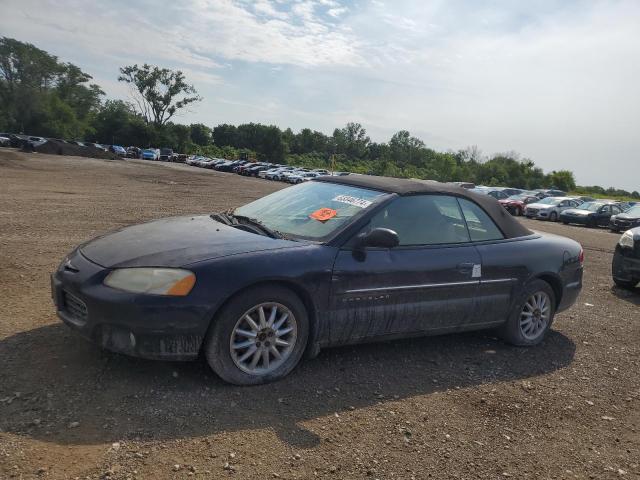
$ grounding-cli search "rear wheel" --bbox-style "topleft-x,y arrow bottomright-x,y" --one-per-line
204,286 -> 309,385
498,279 -> 556,346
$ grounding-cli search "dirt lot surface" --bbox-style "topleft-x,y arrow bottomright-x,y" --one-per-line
1,149 -> 638,480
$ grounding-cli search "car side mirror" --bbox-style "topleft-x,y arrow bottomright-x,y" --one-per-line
357,228 -> 400,249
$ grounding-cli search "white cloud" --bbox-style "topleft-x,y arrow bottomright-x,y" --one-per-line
1,0 -> 639,188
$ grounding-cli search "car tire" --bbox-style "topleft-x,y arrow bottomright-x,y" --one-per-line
204,285 -> 309,385
562,220 -> 569,225
613,277 -> 639,289
498,279 -> 556,346
549,212 -> 558,222
587,218 -> 597,228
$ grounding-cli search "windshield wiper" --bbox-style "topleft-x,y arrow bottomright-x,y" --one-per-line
232,214 -> 284,239
210,212 -> 284,239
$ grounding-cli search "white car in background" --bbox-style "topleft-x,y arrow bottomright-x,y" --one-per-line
525,197 -> 582,222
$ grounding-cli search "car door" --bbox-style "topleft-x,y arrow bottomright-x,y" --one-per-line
457,198 -> 524,325
600,205 -> 621,226
326,195 -> 481,346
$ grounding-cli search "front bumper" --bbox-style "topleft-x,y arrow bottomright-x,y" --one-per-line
51,250 -> 211,360
560,214 -> 590,225
525,209 -> 552,219
612,247 -> 640,282
610,220 -> 640,232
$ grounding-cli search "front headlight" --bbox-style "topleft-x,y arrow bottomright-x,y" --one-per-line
619,230 -> 636,249
104,268 -> 196,296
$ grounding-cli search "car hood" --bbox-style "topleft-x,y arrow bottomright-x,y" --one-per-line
80,215 -> 302,268
615,212 -> 640,220
562,209 -> 592,216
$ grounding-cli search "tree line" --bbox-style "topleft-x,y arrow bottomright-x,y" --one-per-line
1,36 -> 637,198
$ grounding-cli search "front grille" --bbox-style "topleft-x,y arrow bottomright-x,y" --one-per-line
527,208 -> 538,215
63,291 -> 88,323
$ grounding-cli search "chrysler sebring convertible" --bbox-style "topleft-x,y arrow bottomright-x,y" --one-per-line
52,176 -> 584,385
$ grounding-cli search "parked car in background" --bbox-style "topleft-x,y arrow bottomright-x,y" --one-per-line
245,164 -> 271,177
110,145 -> 127,157
159,148 -> 173,161
86,143 -> 108,151
288,171 -> 323,184
172,154 -> 188,163
0,135 -> 10,147
8,134 -> 30,148
499,194 -> 540,216
560,201 -> 625,227
51,175 -> 583,385
126,147 -> 141,158
471,187 -> 509,200
22,136 -> 48,150
525,197 -> 581,221
216,160 -> 242,172
610,205 -> 640,232
141,148 -> 160,160
612,227 -> 640,288
501,188 -> 524,196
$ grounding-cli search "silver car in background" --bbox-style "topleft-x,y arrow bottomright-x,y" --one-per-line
525,197 -> 582,222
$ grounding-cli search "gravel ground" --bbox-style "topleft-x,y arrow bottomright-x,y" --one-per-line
0,149 -> 638,480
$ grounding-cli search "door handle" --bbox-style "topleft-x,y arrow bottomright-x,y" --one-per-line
457,262 -> 474,273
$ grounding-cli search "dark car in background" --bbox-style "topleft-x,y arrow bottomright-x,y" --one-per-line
52,176 -> 583,385
159,148 -> 173,161
109,145 -> 127,157
560,202 -> 625,227
612,227 -> 640,288
471,187 -> 509,200
610,205 -> 640,232
126,147 -> 141,158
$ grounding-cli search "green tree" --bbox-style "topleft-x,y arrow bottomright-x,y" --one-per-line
547,170 -> 576,192
189,123 -> 211,146
118,64 -> 201,126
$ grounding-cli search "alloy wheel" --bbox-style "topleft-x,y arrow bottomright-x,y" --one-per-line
519,292 -> 551,340
229,302 -> 297,375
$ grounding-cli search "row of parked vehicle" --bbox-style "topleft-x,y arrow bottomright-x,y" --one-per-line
453,183 -> 639,231
183,156 -> 351,183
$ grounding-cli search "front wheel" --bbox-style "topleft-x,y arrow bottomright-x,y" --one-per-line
204,286 -> 309,385
613,277 -> 639,289
549,212 -> 558,222
498,279 -> 556,346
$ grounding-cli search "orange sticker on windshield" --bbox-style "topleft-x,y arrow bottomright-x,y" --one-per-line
310,208 -> 337,222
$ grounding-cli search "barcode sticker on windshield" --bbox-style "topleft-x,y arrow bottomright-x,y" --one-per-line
332,195 -> 372,209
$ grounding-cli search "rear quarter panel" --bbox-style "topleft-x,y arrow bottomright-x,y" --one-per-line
475,232 -> 582,317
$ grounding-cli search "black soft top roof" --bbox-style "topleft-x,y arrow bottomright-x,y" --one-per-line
314,174 -> 532,239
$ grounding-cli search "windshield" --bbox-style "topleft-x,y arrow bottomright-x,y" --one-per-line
623,205 -> 640,216
233,181 -> 388,241
577,202 -> 604,212
537,197 -> 562,205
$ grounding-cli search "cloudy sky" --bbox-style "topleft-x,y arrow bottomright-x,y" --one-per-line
2,0 -> 639,189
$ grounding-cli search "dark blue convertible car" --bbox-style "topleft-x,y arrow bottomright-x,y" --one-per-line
52,176 -> 584,384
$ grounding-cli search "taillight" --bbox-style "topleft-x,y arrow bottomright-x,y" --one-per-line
579,248 -> 584,265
